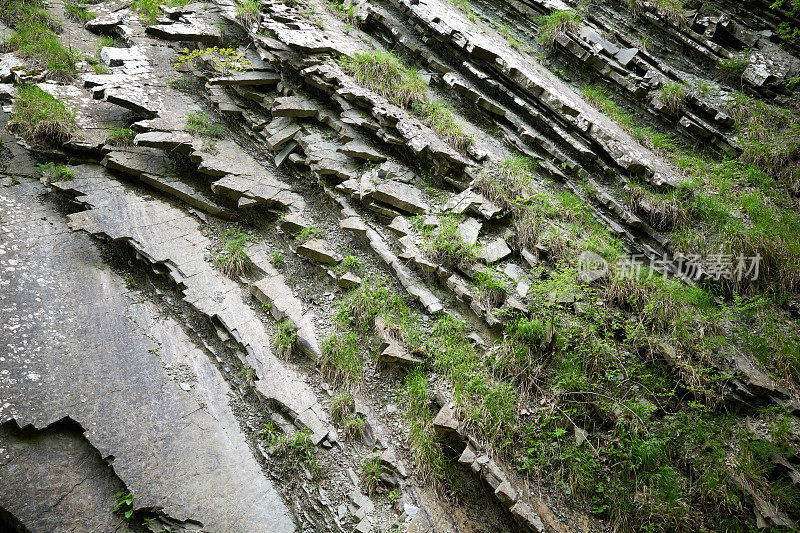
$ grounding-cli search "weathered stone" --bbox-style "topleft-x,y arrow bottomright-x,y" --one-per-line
495,481 -> 519,506
339,216 -> 368,235
297,238 -> 341,265
280,212 -> 308,233
510,502 -> 545,532
338,140 -> 387,162
145,17 -> 223,43
479,237 -> 511,263
272,95 -> 320,118
209,71 -> 281,86
379,341 -> 423,366
373,181 -> 429,215
432,402 -> 460,436
338,272 -> 362,289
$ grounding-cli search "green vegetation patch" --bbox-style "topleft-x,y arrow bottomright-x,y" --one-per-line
185,111 -> 225,138
212,227 -> 254,277
413,99 -> 472,151
11,84 -> 76,145
339,49 -> 427,107
5,10 -> 79,80
536,9 -> 582,48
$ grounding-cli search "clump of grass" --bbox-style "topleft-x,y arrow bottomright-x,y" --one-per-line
329,391 -> 355,422
327,0 -> 360,25
64,0 -> 95,22
413,99 -> 472,151
581,85 -> 637,129
335,254 -> 363,275
728,93 -> 800,191
212,227 -> 254,277
335,274 -> 410,333
235,0 -> 260,26
260,423 -> 321,477
10,85 -> 76,145
131,0 -> 188,23
473,269 -> 507,309
476,155 -> 538,211
273,319 -> 298,358
174,46 -> 252,75
106,127 -> 136,146
417,215 -> 478,268
339,49 -> 427,107
658,82 -> 688,114
320,332 -> 363,387
297,224 -> 324,242
35,162 -> 74,182
0,0 -> 58,29
361,454 -> 387,496
341,414 -> 366,440
536,9 -> 582,48
6,20 -> 79,80
625,181 -> 686,231
185,111 -> 225,138
719,52 -> 749,80
401,368 -> 445,487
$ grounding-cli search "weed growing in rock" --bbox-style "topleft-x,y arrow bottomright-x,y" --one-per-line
339,49 -> 427,107
341,414 -> 366,440
335,254 -> 363,275
270,250 -> 284,266
185,112 -> 225,138
11,85 -> 76,145
260,424 -> 321,477
239,365 -> 256,381
658,82 -> 688,113
113,490 -> 135,521
361,454 -> 386,496
327,0 -> 360,25
476,155 -> 538,210
719,51 -> 749,80
64,0 -> 95,22
212,228 -> 254,277
132,0 -> 188,24
106,127 -> 136,146
417,215 -> 478,268
536,9 -> 582,48
6,18 -> 79,80
273,319 -> 298,358
412,100 -> 472,151
321,332 -> 363,386
175,46 -> 251,75
35,162 -> 74,182
297,224 -> 324,242
235,0 -> 260,26
473,269 -> 508,309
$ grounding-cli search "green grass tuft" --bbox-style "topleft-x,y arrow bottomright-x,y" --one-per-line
536,9 -> 582,48
339,49 -> 427,107
185,111 -> 225,138
212,227 -> 254,277
413,99 -> 472,151
11,84 -> 76,145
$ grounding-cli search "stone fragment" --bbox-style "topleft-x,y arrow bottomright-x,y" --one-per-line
209,71 -> 281,86
145,18 -> 222,43
372,181 -> 429,215
339,216 -> 368,236
280,212 -> 308,233
338,272 -> 362,289
459,217 -> 481,246
432,402 -> 460,436
479,237 -> 511,263
495,481 -> 518,506
338,140 -> 386,162
379,341 -> 423,366
297,239 -> 340,265
510,502 -> 545,532
272,96 -> 320,118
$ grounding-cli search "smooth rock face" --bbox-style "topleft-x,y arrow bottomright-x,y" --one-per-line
297,238 -> 341,265
0,182 -> 295,532
373,181 -> 429,215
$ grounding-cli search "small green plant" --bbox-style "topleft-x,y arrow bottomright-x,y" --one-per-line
213,228 -> 254,277
174,46 -> 251,75
473,269 -> 508,309
297,224 -> 324,242
418,215 -> 477,268
335,254 -> 363,275
658,82 -> 688,113
64,0 -> 95,22
106,127 -> 136,146
719,52 -> 749,80
113,491 -> 135,522
35,162 -> 74,182
185,112 -> 225,138
273,319 -> 298,358
330,391 -> 355,422
388,487 -> 401,504
11,85 -> 76,145
239,365 -> 256,380
262,427 -> 321,477
5,14 -> 79,80
328,0 -> 360,24
341,414 -> 366,440
536,9 -> 582,48
339,49 -> 427,107
131,0 -> 189,23
412,99 -> 471,151
269,250 -> 284,266
320,332 -> 363,386
361,454 -> 386,496
235,0 -> 260,25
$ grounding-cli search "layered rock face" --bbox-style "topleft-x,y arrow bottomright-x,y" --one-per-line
0,0 -> 799,531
